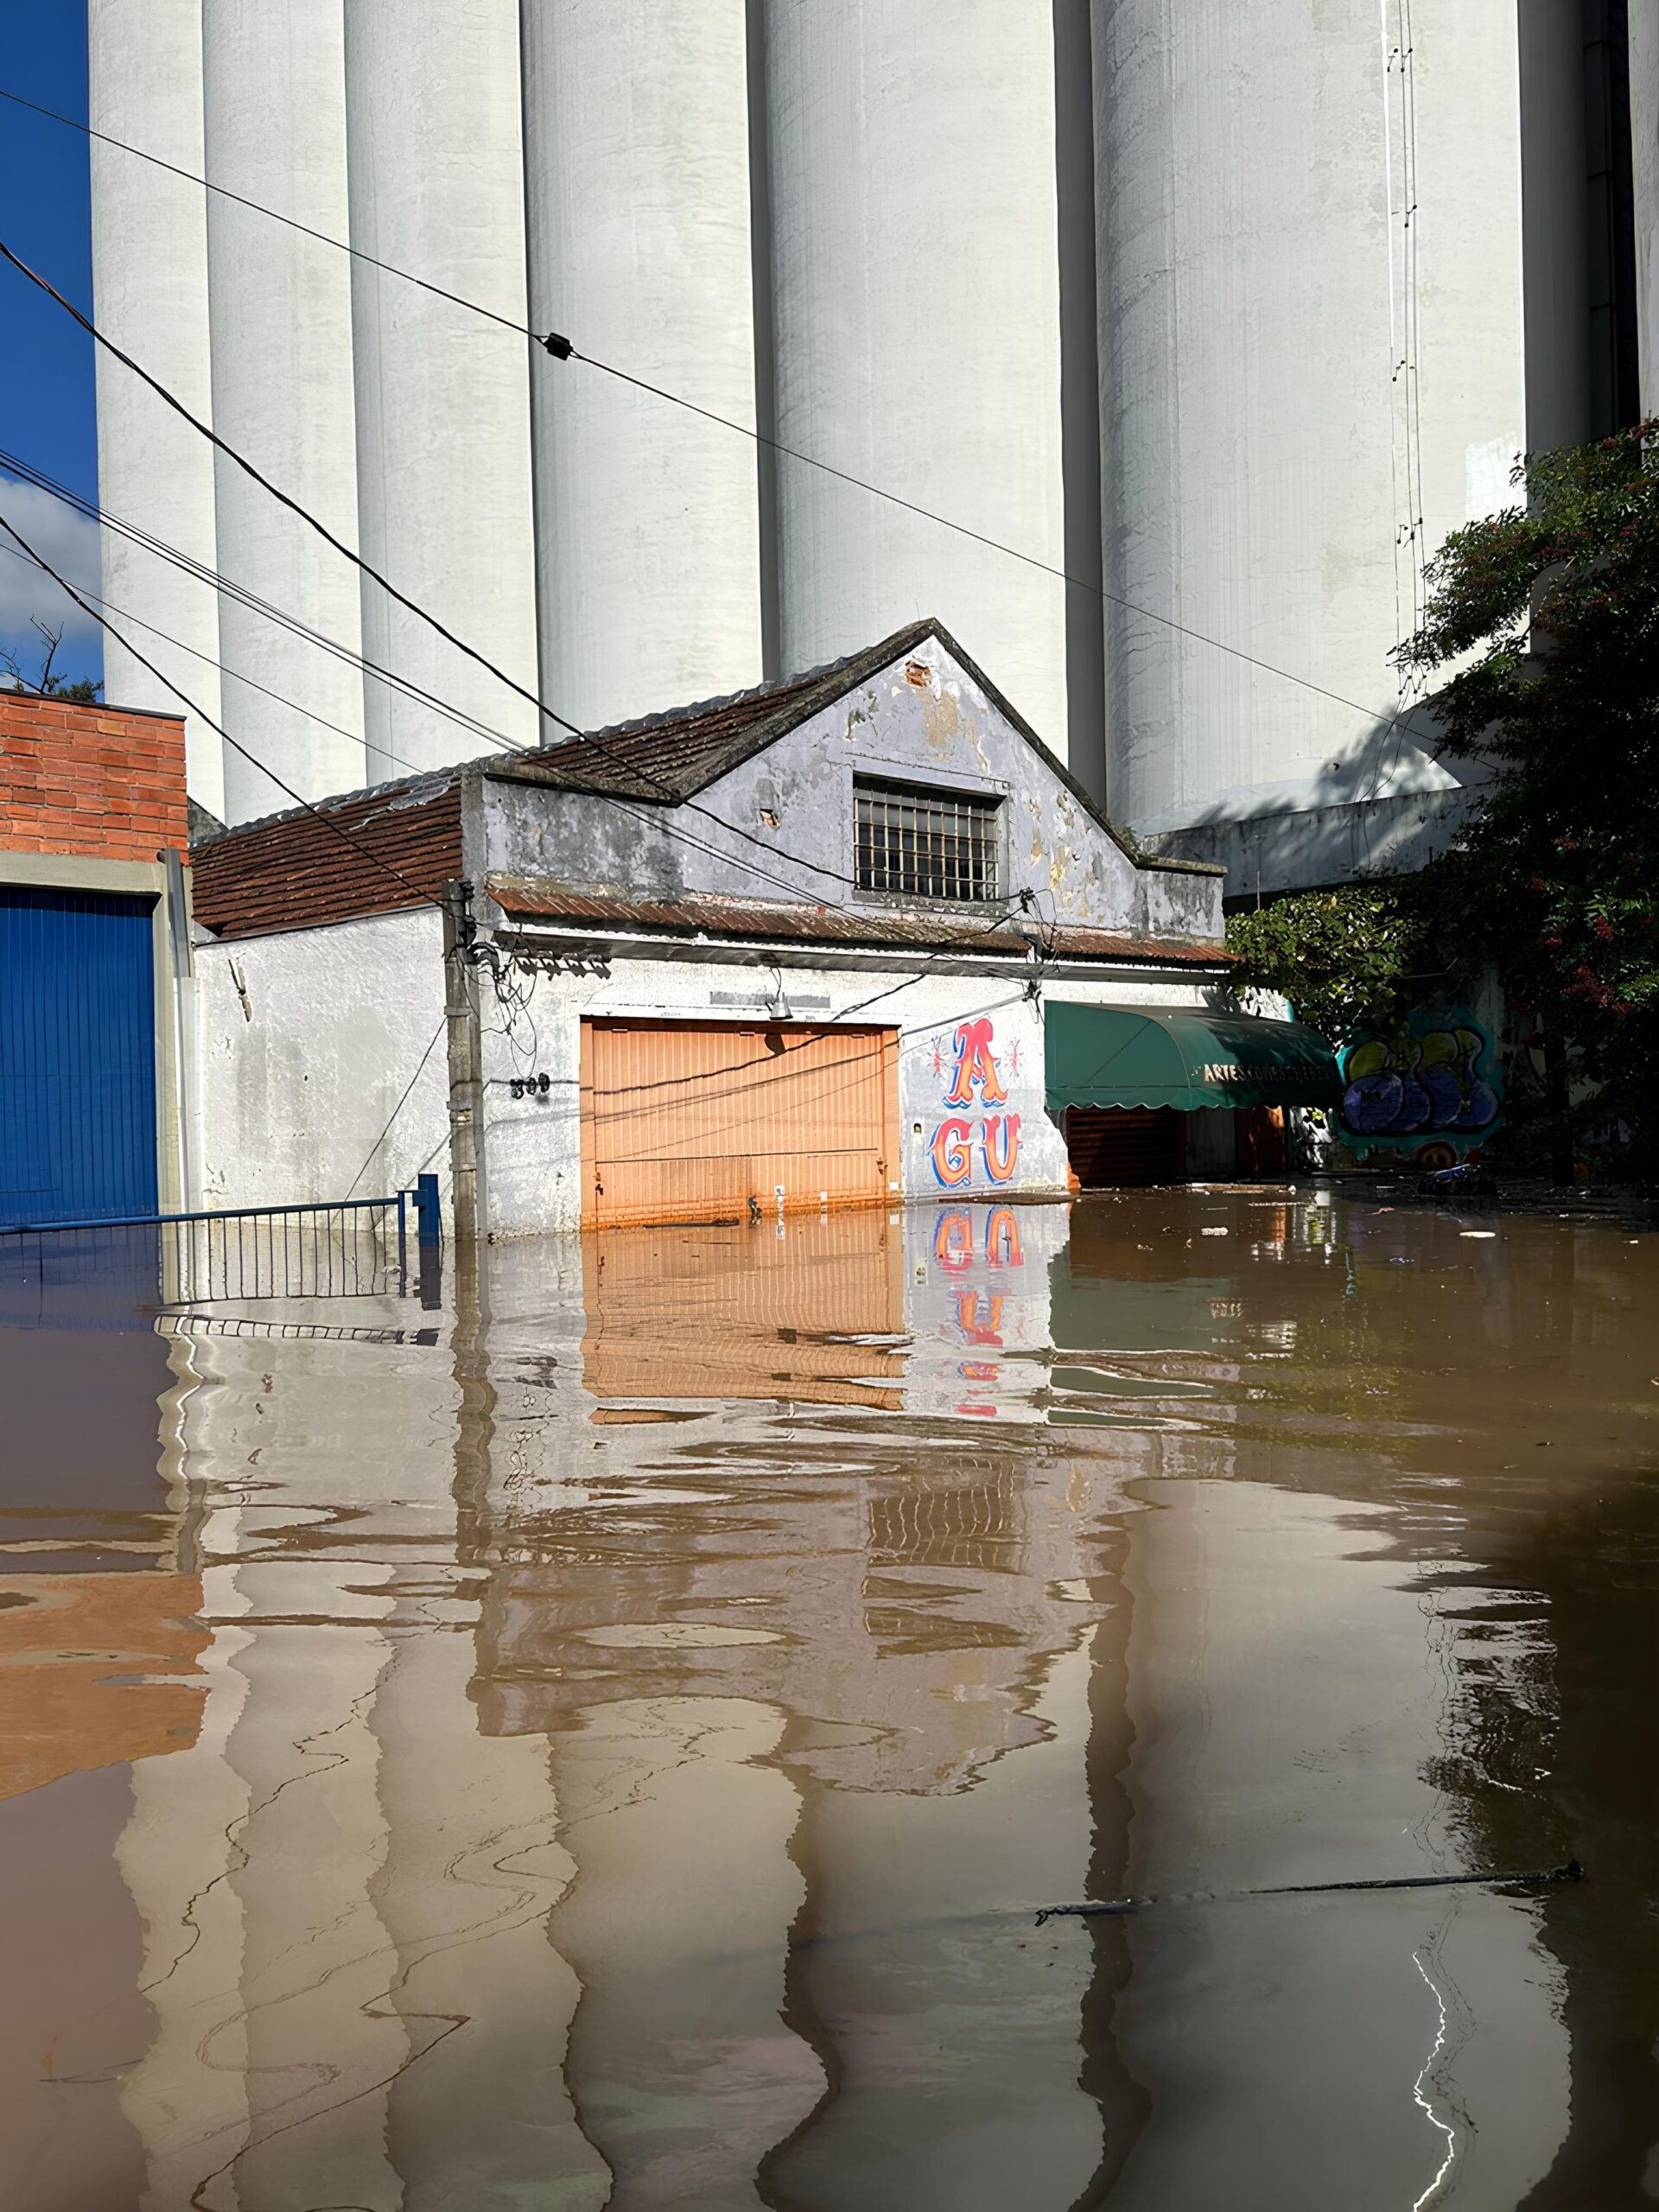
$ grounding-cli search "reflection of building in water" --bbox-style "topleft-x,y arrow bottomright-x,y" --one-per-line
468,1205 -> 1132,2204
9,1194 -> 1633,2204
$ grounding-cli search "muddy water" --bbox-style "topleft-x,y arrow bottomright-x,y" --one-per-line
3,1190 -> 1658,2210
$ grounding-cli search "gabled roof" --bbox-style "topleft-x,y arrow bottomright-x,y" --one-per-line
486,617 -> 1219,875
490,620 -> 942,801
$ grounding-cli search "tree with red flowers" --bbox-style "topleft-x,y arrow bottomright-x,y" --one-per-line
1397,422 -> 1659,1180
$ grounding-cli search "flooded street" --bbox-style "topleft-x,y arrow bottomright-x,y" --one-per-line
3,1188 -> 1658,2211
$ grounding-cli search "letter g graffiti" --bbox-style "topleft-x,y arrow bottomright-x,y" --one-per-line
930,1117 -> 974,1186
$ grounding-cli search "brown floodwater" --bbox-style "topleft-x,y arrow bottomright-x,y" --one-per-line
3,1188 -> 1658,2210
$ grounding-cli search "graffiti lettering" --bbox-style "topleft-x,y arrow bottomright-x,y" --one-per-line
930,1118 -> 975,1188
1338,1014 -> 1502,1164
986,1208 -> 1022,1268
933,1211 -> 976,1269
982,1112 -> 1021,1184
944,1017 -> 1008,1106
955,1289 -> 1006,1346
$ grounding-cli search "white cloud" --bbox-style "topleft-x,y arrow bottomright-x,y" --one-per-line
0,474 -> 103,648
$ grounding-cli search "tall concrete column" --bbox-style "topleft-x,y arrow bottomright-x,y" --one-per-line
202,0 -> 367,823
1632,1 -> 1659,415
88,0 -> 226,820
760,1 -> 1070,755
1095,0 -> 1527,842
520,0 -> 763,736
345,0 -> 540,779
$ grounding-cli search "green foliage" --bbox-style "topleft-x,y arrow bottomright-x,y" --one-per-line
1225,884 -> 1433,1043
1399,421 -> 1659,1173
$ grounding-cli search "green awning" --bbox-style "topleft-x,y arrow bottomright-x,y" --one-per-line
1046,1001 -> 1342,1113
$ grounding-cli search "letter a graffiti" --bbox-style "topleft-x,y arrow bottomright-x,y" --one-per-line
944,1017 -> 1008,1107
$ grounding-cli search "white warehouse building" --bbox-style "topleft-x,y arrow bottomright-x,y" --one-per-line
87,1 -> 1647,892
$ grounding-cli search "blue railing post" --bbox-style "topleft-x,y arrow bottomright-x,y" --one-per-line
415,1173 -> 442,1309
396,1190 -> 408,1298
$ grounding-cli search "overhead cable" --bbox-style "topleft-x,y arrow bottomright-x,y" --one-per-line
0,80 -> 1442,749
0,503 -> 447,910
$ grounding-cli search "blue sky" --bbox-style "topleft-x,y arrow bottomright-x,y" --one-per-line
0,3 -> 101,690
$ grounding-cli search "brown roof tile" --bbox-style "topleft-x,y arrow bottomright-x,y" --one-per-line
485,878 -> 1230,968
191,778 -> 461,939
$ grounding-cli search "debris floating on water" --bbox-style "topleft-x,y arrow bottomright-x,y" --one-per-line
1033,1859 -> 1583,1926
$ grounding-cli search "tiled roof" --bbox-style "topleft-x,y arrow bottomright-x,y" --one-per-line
191,777 -> 461,939
490,621 -> 942,801
486,878 -> 1230,968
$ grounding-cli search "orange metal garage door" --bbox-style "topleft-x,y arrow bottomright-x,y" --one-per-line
581,1019 -> 899,1230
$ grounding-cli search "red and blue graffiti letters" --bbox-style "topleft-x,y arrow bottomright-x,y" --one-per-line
944,1017 -> 1008,1106
982,1113 -> 1021,1184
930,1118 -> 975,1189
925,1020 -> 1022,1186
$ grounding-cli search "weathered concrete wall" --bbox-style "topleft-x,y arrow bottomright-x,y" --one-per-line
477,951 -> 1230,1239
1143,785 -> 1483,903
481,635 -> 1222,943
194,907 -> 447,1210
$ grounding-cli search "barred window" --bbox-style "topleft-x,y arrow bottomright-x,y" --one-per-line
854,777 -> 1001,902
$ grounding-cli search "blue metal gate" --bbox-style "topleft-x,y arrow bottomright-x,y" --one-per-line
0,887 -> 159,1228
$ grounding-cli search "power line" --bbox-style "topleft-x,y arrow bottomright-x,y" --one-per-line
0,448 -> 864,900
0,79 -> 1442,751
0,502 -> 445,910
0,238 -> 582,743
0,537 -> 437,787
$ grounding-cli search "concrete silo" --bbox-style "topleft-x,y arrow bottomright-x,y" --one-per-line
519,0 -> 763,736
344,0 -> 540,778
87,0 -> 225,819
759,0 -> 1074,764
202,0 -> 367,821
1094,0 -> 1529,887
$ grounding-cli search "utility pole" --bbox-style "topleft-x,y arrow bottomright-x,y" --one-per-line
442,879 -> 486,1245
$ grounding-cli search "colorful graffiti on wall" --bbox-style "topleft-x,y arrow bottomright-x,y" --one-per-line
1338,1013 -> 1502,1166
928,1018 -> 1022,1188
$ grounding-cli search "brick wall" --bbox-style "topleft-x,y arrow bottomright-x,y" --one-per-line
0,694 -> 189,863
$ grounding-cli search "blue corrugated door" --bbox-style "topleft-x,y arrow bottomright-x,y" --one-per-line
0,888 -> 159,1226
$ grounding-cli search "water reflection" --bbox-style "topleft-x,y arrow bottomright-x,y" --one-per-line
3,1192 -> 1659,2206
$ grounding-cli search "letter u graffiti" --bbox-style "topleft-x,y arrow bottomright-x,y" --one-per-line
982,1112 -> 1021,1184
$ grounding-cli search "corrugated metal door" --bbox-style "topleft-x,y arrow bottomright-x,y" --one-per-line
1065,1105 -> 1186,1187
0,888 -> 158,1226
582,1019 -> 897,1230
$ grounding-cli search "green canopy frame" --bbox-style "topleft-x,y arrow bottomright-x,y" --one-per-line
1045,1001 -> 1341,1114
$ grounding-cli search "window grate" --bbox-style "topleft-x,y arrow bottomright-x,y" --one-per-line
854,778 -> 1001,902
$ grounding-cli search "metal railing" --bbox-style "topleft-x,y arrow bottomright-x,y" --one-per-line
0,1176 -> 442,1309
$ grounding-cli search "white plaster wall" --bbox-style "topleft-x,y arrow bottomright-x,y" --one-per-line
202,0 -> 368,822
762,1 -> 1069,753
520,0 -> 762,734
345,0 -> 539,779
88,0 -> 226,818
477,950 -> 1232,1237
194,908 -> 448,1210
1095,0 -> 1527,836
